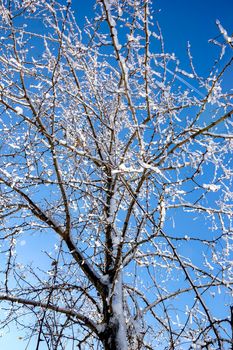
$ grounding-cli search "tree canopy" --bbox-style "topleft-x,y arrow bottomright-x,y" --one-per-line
0,1 -> 232,349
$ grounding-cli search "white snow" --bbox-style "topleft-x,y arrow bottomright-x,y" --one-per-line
47,169 -> 53,176
9,58 -> 22,68
113,163 -> 143,174
59,140 -> 67,145
139,161 -> 170,181
96,323 -> 106,333
203,184 -> 220,192
176,68 -> 194,79
216,20 -> 232,43
15,106 -> 23,115
0,168 -> 11,178
160,201 -> 166,226
9,143 -> 20,149
110,272 -> 128,350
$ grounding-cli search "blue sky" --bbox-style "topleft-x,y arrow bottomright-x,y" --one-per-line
0,0 -> 232,349
73,0 -> 232,91
74,0 -> 232,71
157,0 -> 232,61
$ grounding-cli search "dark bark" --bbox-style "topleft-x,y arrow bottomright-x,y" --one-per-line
100,317 -> 123,350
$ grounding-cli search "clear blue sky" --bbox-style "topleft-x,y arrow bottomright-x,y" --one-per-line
157,0 -> 232,58
0,0 -> 232,349
156,0 -> 233,92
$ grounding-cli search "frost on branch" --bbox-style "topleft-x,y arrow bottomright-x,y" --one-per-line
0,1 -> 232,349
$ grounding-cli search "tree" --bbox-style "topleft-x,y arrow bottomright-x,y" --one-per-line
0,0 -> 232,349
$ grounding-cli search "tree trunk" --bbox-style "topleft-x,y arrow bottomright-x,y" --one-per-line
100,272 -> 128,350
101,324 -> 121,350
100,316 -> 127,350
